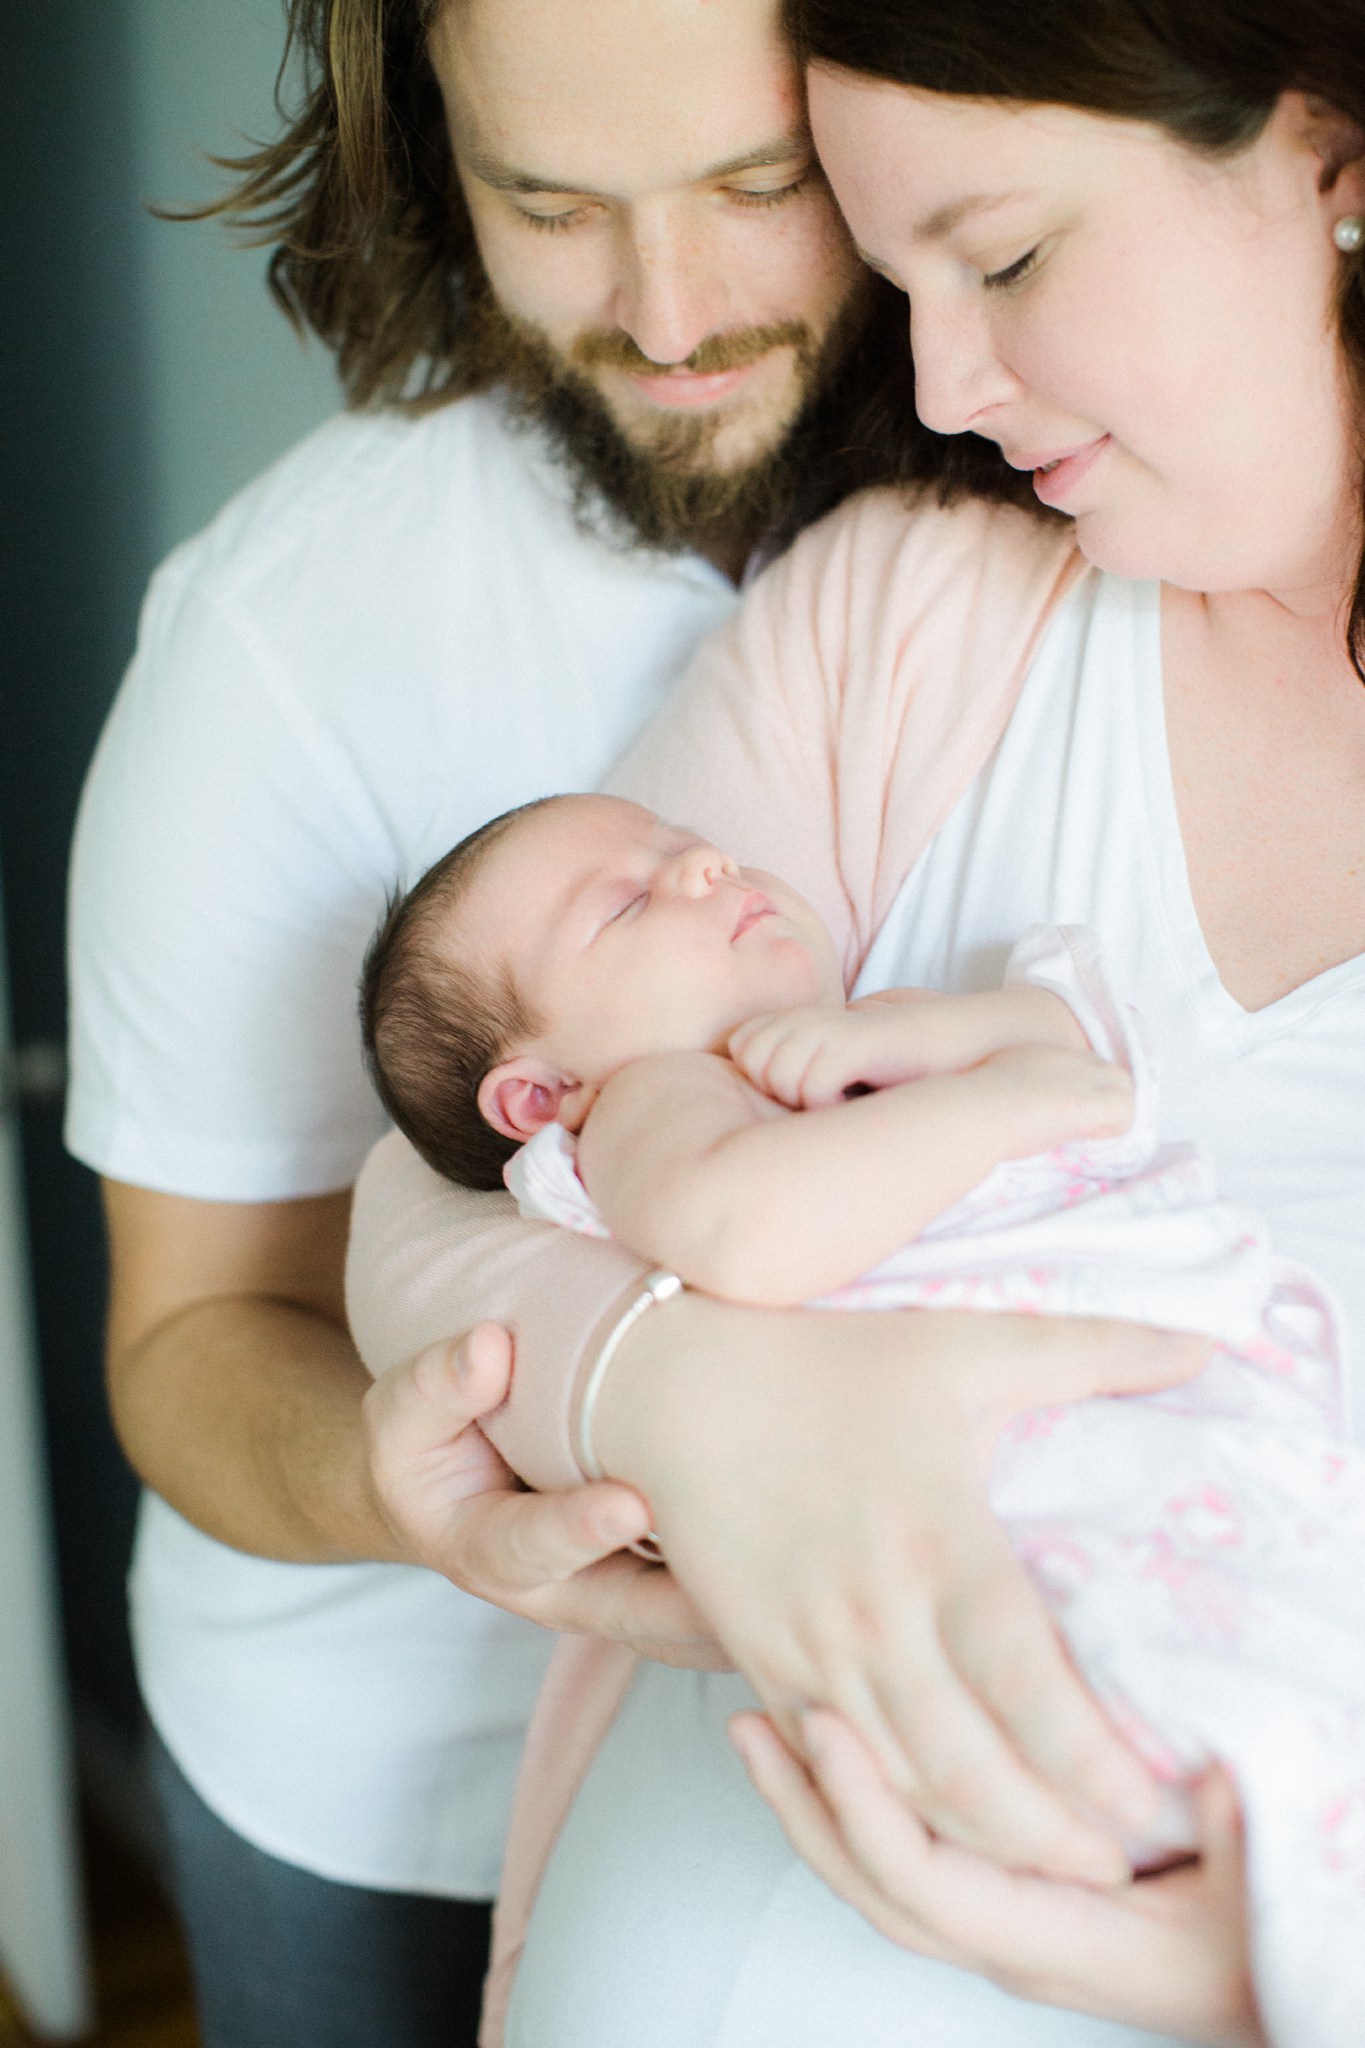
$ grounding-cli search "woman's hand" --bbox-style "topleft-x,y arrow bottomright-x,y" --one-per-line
730,1710 -> 1264,2048
361,1324 -> 729,1670
592,1294 -> 1208,1885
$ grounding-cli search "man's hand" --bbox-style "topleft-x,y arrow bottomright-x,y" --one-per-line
362,1324 -> 728,1670
730,1712 -> 1264,2048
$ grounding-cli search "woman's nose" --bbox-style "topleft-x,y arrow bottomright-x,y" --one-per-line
909,294 -> 1019,438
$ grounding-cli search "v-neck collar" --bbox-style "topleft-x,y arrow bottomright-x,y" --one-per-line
1125,577 -> 1365,1056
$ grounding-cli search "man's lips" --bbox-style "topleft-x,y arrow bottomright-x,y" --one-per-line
622,362 -> 764,410
732,892 -> 777,942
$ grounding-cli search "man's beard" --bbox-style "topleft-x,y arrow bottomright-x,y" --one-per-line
459,270 -> 870,560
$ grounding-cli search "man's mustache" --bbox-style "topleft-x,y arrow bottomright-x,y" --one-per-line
572,320 -> 812,377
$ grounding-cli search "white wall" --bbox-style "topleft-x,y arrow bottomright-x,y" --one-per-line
130,0 -> 341,558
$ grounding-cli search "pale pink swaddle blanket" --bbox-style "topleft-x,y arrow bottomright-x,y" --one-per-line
507,926 -> 1365,2048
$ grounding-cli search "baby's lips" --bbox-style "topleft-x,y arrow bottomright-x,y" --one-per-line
730,891 -> 777,942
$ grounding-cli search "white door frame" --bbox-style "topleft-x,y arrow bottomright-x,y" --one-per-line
0,899 -> 93,2039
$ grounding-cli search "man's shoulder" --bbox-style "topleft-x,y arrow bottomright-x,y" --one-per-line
156,391 -> 556,611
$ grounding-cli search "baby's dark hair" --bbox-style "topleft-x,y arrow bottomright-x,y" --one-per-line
360,798 -> 558,1191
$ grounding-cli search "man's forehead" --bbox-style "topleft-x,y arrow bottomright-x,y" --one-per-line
432,0 -> 804,194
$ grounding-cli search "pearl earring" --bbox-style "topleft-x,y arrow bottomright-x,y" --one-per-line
1334,215 -> 1365,253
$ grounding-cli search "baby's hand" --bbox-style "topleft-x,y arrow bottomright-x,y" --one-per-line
974,1041 -> 1136,1150
730,984 -> 1087,1110
729,1004 -> 912,1109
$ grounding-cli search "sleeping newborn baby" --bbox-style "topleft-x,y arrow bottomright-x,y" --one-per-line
361,792 -> 1365,2048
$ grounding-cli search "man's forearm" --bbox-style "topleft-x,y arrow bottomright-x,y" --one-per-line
110,1294 -> 402,1564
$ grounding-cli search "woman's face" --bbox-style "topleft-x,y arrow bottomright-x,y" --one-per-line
808,74 -> 1363,603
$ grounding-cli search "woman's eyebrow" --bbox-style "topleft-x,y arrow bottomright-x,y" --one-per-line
912,189 -> 1032,240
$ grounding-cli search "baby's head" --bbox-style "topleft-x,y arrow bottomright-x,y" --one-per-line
361,793 -> 841,1189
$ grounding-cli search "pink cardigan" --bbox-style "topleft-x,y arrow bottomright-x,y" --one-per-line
344,486 -> 1084,2039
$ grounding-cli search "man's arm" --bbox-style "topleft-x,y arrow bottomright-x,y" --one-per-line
103,1181 -> 392,1560
101,1177 -> 720,1662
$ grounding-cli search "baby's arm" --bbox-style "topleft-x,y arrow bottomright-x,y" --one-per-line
576,1023 -> 1131,1308
731,981 -> 1091,1109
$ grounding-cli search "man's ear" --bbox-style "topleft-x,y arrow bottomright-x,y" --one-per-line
478,1056 -> 574,1143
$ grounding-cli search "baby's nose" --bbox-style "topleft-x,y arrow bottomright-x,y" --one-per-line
669,842 -> 734,896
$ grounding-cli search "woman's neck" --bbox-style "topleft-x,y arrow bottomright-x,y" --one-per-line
1161,583 -> 1365,1011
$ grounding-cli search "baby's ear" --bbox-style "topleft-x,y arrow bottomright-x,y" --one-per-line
478,1057 -> 573,1143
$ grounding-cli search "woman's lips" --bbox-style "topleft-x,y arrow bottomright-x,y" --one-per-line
1026,434 -> 1112,508
732,892 -> 776,942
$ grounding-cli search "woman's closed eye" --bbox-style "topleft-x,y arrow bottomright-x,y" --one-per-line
982,245 -> 1041,292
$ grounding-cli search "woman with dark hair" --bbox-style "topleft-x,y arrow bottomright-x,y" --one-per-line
346,2 -> 1365,2041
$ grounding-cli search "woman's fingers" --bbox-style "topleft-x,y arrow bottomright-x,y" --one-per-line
745,1710 -> 1263,2044
984,1315 -> 1209,1427
855,1618 -> 1132,1884
740,1549 -> 1133,1882
937,1544 -> 1162,1838
727,1711 -> 963,1965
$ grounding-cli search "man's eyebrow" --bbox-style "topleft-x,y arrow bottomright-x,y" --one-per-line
462,133 -> 810,199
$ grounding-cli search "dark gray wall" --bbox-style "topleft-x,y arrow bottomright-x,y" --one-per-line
1,2 -> 337,1750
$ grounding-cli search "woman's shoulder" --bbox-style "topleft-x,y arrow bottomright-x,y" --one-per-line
775,484 -> 1082,619
742,486 -> 1085,723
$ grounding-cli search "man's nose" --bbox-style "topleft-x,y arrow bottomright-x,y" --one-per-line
909,294 -> 1019,438
611,213 -> 729,368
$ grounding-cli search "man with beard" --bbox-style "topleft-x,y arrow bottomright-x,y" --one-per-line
63,3 -> 942,2045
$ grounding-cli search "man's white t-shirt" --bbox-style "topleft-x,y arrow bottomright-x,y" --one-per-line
505,569 -> 1365,2045
65,392 -> 737,1895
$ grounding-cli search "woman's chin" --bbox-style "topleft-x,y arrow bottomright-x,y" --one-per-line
1071,507 -> 1226,591
1070,508 -> 1176,584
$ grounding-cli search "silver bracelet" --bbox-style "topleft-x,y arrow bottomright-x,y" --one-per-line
576,1268 -> 683,1482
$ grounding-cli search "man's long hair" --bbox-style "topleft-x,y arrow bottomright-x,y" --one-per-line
183,0 -> 1039,552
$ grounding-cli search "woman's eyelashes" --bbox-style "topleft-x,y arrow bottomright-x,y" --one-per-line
982,244 -> 1042,291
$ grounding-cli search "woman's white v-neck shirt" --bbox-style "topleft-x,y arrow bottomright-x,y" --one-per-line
864,569 -> 1365,1392
505,567 -> 1365,2047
